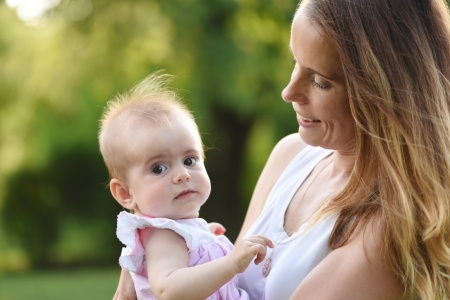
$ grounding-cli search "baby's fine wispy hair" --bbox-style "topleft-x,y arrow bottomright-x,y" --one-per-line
98,71 -> 196,180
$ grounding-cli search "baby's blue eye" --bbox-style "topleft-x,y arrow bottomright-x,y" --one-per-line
184,157 -> 197,167
152,164 -> 167,174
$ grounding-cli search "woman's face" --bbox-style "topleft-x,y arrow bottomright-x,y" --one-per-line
282,7 -> 356,153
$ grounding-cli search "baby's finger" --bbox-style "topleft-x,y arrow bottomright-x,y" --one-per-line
253,243 -> 268,265
246,235 -> 274,248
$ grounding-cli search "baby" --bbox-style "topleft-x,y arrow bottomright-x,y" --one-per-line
98,72 -> 272,299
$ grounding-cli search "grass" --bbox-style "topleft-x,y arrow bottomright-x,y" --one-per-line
0,268 -> 119,300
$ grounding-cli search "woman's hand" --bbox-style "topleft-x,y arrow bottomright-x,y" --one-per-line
208,222 -> 226,235
112,268 -> 137,300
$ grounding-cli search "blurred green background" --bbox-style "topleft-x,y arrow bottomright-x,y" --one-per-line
0,0 -> 298,298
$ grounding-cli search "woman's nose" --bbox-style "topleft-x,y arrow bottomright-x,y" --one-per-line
282,72 -> 307,104
281,83 -> 294,103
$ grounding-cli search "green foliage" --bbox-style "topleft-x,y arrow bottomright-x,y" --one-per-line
0,268 -> 118,300
0,0 -> 298,271
2,145 -> 121,267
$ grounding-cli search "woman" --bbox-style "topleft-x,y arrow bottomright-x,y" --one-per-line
115,0 -> 450,298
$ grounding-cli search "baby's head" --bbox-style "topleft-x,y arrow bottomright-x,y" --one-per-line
99,73 -> 211,219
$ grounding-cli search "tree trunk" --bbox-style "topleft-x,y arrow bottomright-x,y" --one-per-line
201,105 -> 253,242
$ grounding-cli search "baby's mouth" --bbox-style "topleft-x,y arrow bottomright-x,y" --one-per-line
175,189 -> 196,200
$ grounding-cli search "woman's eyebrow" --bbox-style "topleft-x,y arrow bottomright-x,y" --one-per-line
307,68 -> 333,81
289,47 -> 334,81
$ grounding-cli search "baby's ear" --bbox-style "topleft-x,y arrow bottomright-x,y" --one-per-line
110,178 -> 134,210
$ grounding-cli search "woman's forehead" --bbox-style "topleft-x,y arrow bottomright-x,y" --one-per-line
291,9 -> 343,81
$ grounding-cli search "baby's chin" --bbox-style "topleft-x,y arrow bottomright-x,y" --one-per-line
143,211 -> 200,220
177,211 -> 200,219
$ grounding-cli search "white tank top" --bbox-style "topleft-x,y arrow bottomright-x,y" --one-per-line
238,146 -> 337,300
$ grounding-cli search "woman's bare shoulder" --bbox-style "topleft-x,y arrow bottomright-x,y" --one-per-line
269,133 -> 307,166
237,133 -> 307,241
258,133 -> 307,188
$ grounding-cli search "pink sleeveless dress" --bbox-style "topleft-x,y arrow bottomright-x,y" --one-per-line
117,211 -> 249,300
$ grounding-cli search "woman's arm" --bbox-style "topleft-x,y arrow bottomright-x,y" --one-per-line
290,218 -> 403,299
237,133 -> 307,242
112,268 -> 137,300
142,227 -> 272,300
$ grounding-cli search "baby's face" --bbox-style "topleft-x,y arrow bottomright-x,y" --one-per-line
124,115 -> 210,219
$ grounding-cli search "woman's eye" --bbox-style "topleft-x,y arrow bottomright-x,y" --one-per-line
184,157 -> 197,167
311,77 -> 330,90
151,164 -> 167,174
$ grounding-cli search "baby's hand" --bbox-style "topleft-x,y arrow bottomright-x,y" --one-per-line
228,235 -> 273,274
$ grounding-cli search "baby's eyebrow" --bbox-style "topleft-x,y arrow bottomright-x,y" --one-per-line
145,153 -> 166,164
184,149 -> 202,156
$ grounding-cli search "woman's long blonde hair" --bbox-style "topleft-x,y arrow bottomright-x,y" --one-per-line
304,0 -> 450,298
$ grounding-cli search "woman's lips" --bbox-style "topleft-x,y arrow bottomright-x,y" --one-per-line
297,115 -> 321,128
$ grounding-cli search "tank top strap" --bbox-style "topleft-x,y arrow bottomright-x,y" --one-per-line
262,146 -> 333,212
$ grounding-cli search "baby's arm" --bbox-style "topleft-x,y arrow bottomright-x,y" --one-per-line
141,227 -> 272,300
